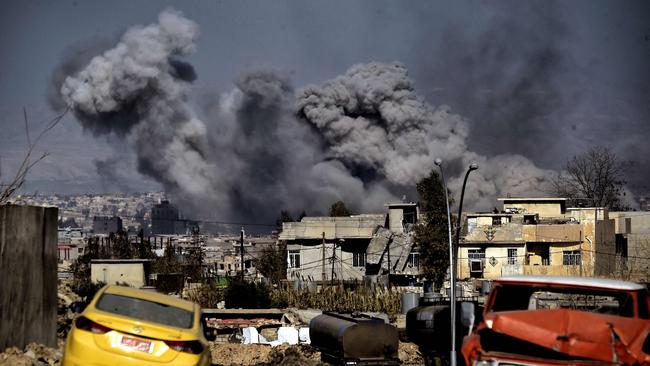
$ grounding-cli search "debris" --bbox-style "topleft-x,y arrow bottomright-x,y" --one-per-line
277,327 -> 299,345
398,341 -> 424,365
206,317 -> 281,329
0,343 -> 62,366
298,328 -> 310,344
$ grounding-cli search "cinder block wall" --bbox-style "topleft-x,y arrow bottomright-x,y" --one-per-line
0,204 -> 58,349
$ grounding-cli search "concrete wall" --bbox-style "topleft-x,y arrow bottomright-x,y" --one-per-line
594,219 -> 617,276
91,262 -> 146,288
522,224 -> 582,243
458,245 -> 524,279
502,201 -> 564,217
388,208 -> 405,233
0,204 -> 58,349
287,243 -> 365,281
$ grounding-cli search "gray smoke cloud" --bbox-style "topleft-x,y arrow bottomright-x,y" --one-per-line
58,9 -> 396,224
60,9 -> 228,209
297,62 -> 554,210
58,8 -> 556,226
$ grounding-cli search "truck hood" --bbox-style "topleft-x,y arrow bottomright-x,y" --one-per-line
482,309 -> 650,364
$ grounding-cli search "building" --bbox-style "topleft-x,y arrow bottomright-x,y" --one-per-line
151,200 -> 192,235
92,216 -> 123,235
458,197 -> 616,279
90,259 -> 154,288
279,203 -> 420,282
57,227 -> 86,262
609,211 -> 650,281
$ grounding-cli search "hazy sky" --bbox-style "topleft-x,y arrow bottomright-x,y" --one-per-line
1,0 -> 649,201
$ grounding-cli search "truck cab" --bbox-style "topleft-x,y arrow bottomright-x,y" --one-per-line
461,276 -> 650,365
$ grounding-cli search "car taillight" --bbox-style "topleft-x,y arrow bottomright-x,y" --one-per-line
75,316 -> 112,334
164,340 -> 204,354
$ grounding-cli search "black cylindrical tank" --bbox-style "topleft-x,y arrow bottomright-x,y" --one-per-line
310,312 -> 399,365
406,301 -> 482,354
406,304 -> 452,351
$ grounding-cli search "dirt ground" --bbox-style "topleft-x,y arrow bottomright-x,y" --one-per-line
0,341 -> 423,366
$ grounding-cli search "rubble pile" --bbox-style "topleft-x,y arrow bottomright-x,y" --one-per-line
209,343 -> 322,366
57,281 -> 82,339
207,317 -> 282,329
0,343 -> 62,366
398,341 -> 424,365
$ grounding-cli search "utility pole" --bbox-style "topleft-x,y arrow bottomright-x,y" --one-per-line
240,228 -> 245,282
321,232 -> 326,284
330,248 -> 335,284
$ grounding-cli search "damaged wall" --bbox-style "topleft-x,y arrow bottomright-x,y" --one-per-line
0,204 -> 58,349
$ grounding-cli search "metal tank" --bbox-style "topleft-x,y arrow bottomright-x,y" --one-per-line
310,312 -> 399,365
406,300 -> 483,366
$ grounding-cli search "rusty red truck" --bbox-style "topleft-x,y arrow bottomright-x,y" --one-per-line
461,276 -> 650,366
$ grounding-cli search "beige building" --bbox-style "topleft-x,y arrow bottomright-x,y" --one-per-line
90,259 -> 154,288
279,203 -> 420,282
610,211 -> 650,281
458,198 -> 617,280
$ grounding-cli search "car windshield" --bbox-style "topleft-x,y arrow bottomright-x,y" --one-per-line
490,284 -> 638,318
96,293 -> 194,329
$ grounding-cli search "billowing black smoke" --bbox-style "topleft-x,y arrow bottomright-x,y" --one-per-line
57,8 -> 555,225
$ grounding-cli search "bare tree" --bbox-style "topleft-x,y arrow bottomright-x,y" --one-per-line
0,107 -> 68,204
552,146 -> 630,209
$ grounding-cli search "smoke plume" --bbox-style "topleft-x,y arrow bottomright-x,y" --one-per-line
297,62 -> 554,209
58,8 -> 554,226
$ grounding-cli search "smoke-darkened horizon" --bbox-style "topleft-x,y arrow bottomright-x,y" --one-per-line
40,2 -> 650,222
49,8 -> 557,223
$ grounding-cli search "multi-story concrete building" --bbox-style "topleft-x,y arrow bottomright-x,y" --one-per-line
609,211 -> 650,281
279,203 -> 420,282
458,197 -> 616,279
92,216 -> 123,235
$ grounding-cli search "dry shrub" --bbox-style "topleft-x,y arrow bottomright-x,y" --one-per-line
271,285 -> 401,315
186,282 -> 226,308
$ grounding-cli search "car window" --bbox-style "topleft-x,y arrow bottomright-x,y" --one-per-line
491,285 -> 636,318
96,293 -> 194,329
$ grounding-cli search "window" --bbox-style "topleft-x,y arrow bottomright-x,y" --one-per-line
408,252 -> 420,268
507,249 -> 517,265
352,252 -> 366,267
288,250 -> 301,268
492,216 -> 502,226
96,294 -> 194,329
563,250 -> 581,265
468,249 -> 486,261
468,249 -> 485,277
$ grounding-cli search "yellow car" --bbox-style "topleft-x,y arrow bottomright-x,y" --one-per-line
63,285 -> 213,366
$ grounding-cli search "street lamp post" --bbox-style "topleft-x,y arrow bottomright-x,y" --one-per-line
435,160 -> 478,366
434,158 -> 455,365
451,163 -> 478,366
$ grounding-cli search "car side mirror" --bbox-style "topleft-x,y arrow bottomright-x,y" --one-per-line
204,327 -> 217,342
69,301 -> 87,314
201,315 -> 217,342
460,302 -> 475,334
